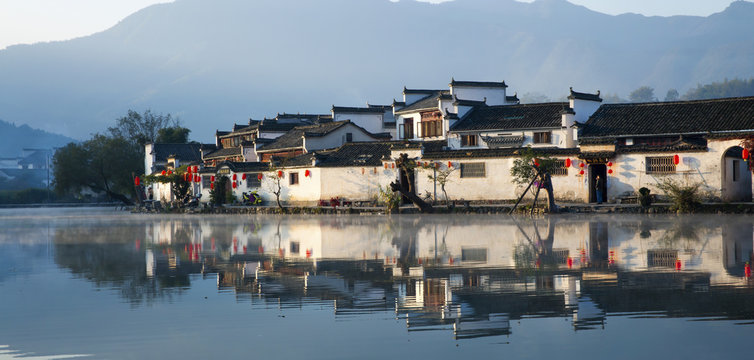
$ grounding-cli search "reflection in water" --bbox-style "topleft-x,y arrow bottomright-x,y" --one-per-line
27,213 -> 753,340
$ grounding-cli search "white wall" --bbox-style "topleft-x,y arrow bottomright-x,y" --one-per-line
570,98 -> 601,124
144,144 -> 155,175
304,124 -> 383,152
332,112 -> 384,135
450,86 -> 506,105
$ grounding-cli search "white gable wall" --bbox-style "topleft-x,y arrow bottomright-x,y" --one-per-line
451,86 -> 506,105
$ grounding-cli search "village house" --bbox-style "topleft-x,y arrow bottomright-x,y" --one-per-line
331,104 -> 396,139
577,96 -> 754,203
254,120 -> 391,162
141,78 -> 754,208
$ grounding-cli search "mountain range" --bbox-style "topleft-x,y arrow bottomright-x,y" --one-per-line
0,0 -> 753,142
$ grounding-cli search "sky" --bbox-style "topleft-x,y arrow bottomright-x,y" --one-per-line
0,0 -> 745,50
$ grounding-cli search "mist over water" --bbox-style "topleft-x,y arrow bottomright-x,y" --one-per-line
1,208 -> 752,358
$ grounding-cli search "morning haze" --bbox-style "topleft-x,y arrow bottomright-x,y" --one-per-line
0,0 -> 753,141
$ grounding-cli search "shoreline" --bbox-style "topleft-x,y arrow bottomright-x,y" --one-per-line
128,202 -> 754,215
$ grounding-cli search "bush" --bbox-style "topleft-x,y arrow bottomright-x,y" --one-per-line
638,187 -> 652,207
655,179 -> 701,213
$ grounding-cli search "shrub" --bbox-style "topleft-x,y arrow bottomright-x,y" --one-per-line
655,178 -> 701,213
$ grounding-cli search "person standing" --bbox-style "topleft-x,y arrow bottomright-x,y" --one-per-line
595,175 -> 603,204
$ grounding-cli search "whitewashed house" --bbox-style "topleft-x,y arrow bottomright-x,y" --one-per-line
331,104 -> 396,139
577,96 -> 754,203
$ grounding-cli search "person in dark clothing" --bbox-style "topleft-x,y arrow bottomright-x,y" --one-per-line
595,175 -> 603,204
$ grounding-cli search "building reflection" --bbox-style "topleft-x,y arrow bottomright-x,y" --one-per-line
50,215 -> 754,338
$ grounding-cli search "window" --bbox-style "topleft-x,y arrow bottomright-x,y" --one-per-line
202,176 -> 212,188
733,160 -> 740,182
551,159 -> 568,176
289,172 -> 299,185
645,156 -> 676,174
533,131 -> 552,144
246,173 -> 261,188
346,132 -> 353,142
461,134 -> 477,147
403,118 -> 414,139
460,162 -> 485,178
420,120 -> 443,138
461,248 -> 487,262
290,241 -> 300,254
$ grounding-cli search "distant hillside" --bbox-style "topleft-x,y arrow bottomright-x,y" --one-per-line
0,118 -> 75,154
1,0 -> 753,141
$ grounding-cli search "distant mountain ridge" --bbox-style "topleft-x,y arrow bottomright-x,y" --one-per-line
0,119 -> 75,155
0,0 -> 753,141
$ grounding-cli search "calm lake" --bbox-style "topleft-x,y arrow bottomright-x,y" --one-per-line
1,208 -> 753,359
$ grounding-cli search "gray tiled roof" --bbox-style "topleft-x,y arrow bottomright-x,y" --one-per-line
481,135 -> 524,148
216,161 -> 270,173
580,96 -> 754,138
203,147 -> 241,159
257,121 -> 352,153
284,142 -> 401,168
395,91 -> 449,114
422,147 -> 579,160
332,106 -> 386,114
451,103 -> 568,132
450,79 -> 508,88
152,143 -> 203,162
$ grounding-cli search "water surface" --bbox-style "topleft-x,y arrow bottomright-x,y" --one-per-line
1,208 -> 753,359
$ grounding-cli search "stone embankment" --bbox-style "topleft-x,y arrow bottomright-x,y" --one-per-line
130,202 -> 754,215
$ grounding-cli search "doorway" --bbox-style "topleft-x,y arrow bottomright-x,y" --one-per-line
721,146 -> 752,202
588,164 -> 607,203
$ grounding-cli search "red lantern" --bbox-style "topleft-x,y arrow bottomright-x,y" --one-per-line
743,148 -> 750,161
608,169 -> 613,174
134,176 -> 140,186
161,170 -> 166,176
567,257 -> 573,269
384,163 -> 388,169
232,174 -> 237,180
448,161 -> 453,168
391,163 -> 395,169
305,170 -> 311,177
564,158 -> 571,168
195,175 -> 200,183
210,175 -> 215,182
745,262 -> 751,278
232,181 -> 237,189
579,170 -> 585,175
607,161 -> 613,167
277,170 -> 283,178
242,173 -> 247,180
417,161 -> 422,166
675,258 -> 682,271
194,166 -> 199,172
168,170 -> 172,175
673,154 -> 680,165
210,183 -> 214,190
533,158 -> 539,167
257,173 -> 263,181
579,162 -> 585,168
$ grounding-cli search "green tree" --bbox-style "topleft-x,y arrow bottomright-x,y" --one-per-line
683,77 -> 754,100
53,134 -> 141,205
629,86 -> 657,103
664,88 -> 679,102
156,126 -> 191,143
108,109 -> 184,147
53,109 -> 183,205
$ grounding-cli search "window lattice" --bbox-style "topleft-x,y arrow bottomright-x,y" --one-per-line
551,159 -> 568,176
645,156 -> 676,174
460,162 -> 486,178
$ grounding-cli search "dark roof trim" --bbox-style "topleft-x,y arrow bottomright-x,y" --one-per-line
449,79 -> 507,88
332,105 -> 386,114
567,88 -> 602,102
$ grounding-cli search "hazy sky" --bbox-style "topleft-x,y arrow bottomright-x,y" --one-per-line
0,0 -> 745,50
